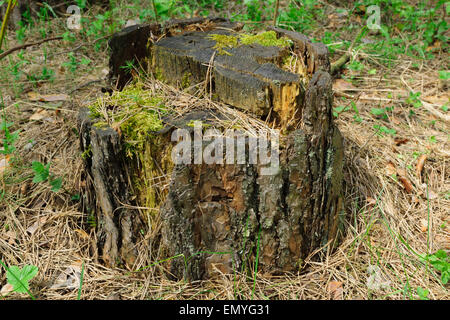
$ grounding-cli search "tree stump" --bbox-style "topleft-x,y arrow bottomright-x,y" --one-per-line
79,17 -> 345,280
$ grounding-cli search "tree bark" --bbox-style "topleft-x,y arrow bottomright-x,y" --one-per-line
79,18 -> 346,279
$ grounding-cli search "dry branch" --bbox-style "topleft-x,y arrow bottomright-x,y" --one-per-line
0,36 -> 63,60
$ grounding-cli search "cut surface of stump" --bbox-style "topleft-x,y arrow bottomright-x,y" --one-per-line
80,18 -> 345,280
108,18 -> 330,129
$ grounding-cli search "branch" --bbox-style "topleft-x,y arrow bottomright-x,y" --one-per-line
273,0 -> 280,26
330,27 -> 367,75
0,36 -> 63,60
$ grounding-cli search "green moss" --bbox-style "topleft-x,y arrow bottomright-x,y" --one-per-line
93,121 -> 109,129
181,72 -> 192,88
81,144 -> 92,160
154,67 -> 165,81
88,82 -> 166,158
208,31 -> 292,56
208,34 -> 239,56
239,31 -> 291,48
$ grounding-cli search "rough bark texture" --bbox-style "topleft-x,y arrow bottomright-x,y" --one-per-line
159,72 -> 344,280
78,109 -> 143,268
80,19 -> 345,279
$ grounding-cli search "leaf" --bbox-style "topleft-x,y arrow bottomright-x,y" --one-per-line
394,137 -> 409,146
0,155 -> 10,176
0,283 -> 14,296
371,107 -> 387,117
49,177 -> 63,192
398,176 -> 414,193
32,161 -> 49,183
420,219 -> 428,232
417,287 -> 429,300
385,161 -> 397,176
333,79 -> 357,92
50,262 -> 82,290
328,281 -> 343,300
6,265 -> 38,294
416,154 -> 427,178
366,197 -> 376,206
28,92 -> 69,102
26,216 -> 48,235
29,109 -> 55,122
438,70 -> 450,80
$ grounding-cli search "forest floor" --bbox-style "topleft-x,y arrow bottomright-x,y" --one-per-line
0,1 -> 448,300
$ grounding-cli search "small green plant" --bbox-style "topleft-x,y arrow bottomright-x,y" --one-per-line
120,60 -> 136,75
333,105 -> 350,118
62,52 -> 79,73
438,70 -> 450,80
416,287 -> 429,300
31,161 -> 63,192
26,66 -> 55,84
371,106 -> 393,120
406,91 -> 423,109
0,259 -> 38,299
87,211 -> 97,228
1,116 -> 19,156
421,250 -> 450,285
374,125 -> 396,137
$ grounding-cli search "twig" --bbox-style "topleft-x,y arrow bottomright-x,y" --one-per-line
69,79 -> 103,95
273,0 -> 280,26
331,27 -> 367,75
0,36 -> 63,60
152,0 -> 159,24
400,75 -> 449,122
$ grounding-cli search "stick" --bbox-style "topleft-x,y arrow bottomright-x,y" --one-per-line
331,27 -> 367,75
273,0 -> 280,26
400,75 -> 450,122
152,0 -> 159,24
0,36 -> 63,60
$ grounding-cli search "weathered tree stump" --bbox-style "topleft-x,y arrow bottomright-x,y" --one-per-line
79,18 -> 345,280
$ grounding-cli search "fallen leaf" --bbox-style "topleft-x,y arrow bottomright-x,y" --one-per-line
0,155 -> 10,176
426,41 -> 441,52
328,281 -> 343,300
386,161 -> 397,176
421,184 -> 438,200
29,109 -> 54,122
366,197 -> 377,206
416,155 -> 427,179
26,216 -> 48,235
420,219 -> 428,232
397,168 -> 408,177
333,79 -> 357,92
74,229 -> 89,239
50,263 -> 82,290
394,137 -> 409,146
28,92 -> 69,102
398,176 -> 414,193
5,230 -> 16,245
0,283 -> 14,296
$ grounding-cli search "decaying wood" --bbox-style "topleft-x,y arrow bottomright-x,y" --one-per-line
78,109 -> 143,268
80,18 -> 346,279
